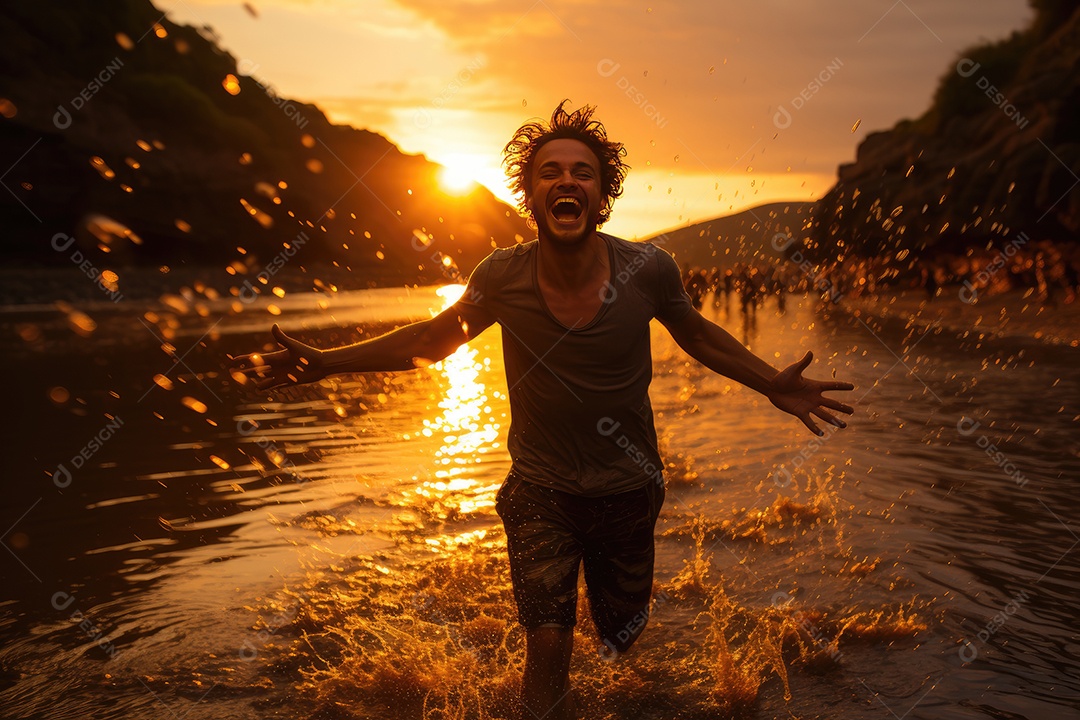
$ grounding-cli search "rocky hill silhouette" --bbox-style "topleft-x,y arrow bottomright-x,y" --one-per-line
0,0 -> 530,288
809,0 -> 1078,266
644,202 -> 813,272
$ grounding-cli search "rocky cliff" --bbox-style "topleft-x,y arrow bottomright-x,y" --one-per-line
0,0 -> 530,287
809,0 -> 1079,268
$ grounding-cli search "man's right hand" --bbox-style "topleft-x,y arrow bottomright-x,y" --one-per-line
231,324 -> 326,391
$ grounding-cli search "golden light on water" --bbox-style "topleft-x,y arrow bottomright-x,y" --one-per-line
434,284 -> 467,305
424,528 -> 489,550
410,285 -> 501,517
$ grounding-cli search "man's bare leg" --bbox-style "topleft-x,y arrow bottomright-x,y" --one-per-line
521,625 -> 575,720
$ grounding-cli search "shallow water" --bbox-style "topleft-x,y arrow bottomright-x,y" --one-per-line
1,281 -> 1078,719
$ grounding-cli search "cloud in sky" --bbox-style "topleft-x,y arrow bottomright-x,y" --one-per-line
155,0 -> 1032,236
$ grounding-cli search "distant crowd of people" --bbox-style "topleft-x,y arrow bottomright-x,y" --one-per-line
682,264 -> 800,318
914,242 -> 1079,305
682,240 -> 1080,310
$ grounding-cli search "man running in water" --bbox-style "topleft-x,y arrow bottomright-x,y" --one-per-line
233,100 -> 854,720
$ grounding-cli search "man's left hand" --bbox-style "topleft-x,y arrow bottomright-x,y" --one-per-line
767,351 -> 854,436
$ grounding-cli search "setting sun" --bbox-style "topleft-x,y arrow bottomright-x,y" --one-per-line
438,161 -> 478,195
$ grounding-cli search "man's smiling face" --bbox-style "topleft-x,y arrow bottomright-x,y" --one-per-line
527,138 -> 604,247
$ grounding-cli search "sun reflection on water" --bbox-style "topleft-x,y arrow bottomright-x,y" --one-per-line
424,528 -> 490,550
411,285 -> 501,517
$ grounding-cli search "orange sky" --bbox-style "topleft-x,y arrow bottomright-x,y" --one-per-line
156,0 -> 1031,239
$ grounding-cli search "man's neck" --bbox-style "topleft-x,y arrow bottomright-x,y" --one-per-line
536,230 -> 608,292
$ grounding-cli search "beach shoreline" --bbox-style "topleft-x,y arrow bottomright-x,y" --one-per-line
835,288 -> 1080,348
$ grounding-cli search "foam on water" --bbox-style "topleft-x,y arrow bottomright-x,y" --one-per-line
233,468 -> 930,720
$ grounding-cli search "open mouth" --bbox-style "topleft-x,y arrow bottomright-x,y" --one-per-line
550,196 -> 584,224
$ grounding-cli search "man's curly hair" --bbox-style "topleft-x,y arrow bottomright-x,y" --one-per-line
503,100 -> 628,228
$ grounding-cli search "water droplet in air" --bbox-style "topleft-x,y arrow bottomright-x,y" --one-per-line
67,311 -> 97,336
222,74 -> 241,95
90,156 -> 115,180
181,396 -> 208,414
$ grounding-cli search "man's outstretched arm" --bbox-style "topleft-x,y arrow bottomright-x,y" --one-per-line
231,301 -> 495,391
662,308 -> 854,435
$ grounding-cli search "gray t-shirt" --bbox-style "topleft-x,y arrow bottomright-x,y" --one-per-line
457,232 -> 694,497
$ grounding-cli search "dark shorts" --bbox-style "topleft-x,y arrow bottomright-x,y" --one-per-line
495,472 -> 665,653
